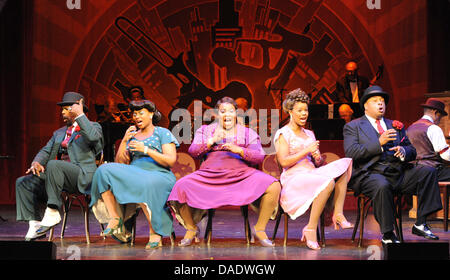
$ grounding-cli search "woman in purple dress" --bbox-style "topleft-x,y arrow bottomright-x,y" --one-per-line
168,97 -> 281,247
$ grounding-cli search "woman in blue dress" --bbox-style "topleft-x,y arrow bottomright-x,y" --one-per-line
90,100 -> 179,249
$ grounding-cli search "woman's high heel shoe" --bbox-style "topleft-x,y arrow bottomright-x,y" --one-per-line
253,226 -> 275,247
332,213 -> 354,230
101,217 -> 124,237
146,234 -> 163,249
178,228 -> 200,247
301,227 -> 321,250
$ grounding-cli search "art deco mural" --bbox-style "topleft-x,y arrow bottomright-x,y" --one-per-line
0,0 -> 430,204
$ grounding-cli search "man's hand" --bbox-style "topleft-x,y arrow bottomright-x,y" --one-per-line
26,161 -> 45,177
70,98 -> 84,118
389,146 -> 406,159
379,129 -> 397,146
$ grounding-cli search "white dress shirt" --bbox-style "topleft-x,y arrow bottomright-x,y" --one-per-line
365,114 -> 388,134
422,115 -> 450,161
350,82 -> 359,103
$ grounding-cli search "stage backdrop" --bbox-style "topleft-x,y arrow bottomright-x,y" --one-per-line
0,0 -> 438,204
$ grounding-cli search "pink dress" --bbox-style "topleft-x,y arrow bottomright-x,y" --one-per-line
168,122 -> 278,225
274,126 -> 352,220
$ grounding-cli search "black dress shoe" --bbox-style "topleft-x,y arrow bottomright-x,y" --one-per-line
381,232 -> 400,244
412,224 -> 439,240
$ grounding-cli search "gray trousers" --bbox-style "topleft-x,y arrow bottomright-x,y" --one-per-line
16,160 -> 80,222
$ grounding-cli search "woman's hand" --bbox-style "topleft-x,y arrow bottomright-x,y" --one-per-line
208,128 -> 226,147
222,143 -> 244,157
306,140 -> 320,155
312,150 -> 322,162
128,140 -> 146,154
122,125 -> 138,143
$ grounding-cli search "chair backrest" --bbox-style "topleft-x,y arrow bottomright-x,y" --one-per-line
321,152 -> 340,164
262,154 -> 281,179
95,151 -> 104,166
172,152 -> 196,180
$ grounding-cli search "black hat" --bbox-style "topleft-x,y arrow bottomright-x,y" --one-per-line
360,85 -> 390,109
57,91 -> 88,112
421,98 -> 448,116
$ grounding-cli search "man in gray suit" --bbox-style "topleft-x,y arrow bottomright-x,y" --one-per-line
343,85 -> 442,243
16,92 -> 104,241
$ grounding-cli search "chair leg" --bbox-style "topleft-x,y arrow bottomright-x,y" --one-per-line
283,213 -> 288,247
352,197 -> 362,242
444,185 -> 448,232
204,209 -> 214,245
395,196 -> 403,242
240,206 -> 251,245
60,196 -> 70,239
83,205 -> 90,244
170,231 -> 176,246
320,212 -> 325,247
130,210 -> 139,246
357,197 -> 366,247
272,208 -> 282,240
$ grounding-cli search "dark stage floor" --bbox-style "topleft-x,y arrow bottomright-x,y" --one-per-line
0,205 -> 448,260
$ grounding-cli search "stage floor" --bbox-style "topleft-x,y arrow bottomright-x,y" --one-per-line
0,205 -> 448,260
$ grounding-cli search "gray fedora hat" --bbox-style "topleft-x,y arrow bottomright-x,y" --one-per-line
57,91 -> 88,112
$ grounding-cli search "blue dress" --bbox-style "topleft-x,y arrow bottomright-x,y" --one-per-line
89,126 -> 180,236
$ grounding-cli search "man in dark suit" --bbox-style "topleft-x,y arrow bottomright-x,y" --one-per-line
16,92 -> 104,241
343,85 -> 442,243
335,61 -> 370,103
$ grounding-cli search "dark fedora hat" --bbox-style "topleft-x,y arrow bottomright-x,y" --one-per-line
57,91 -> 88,112
360,85 -> 390,109
421,98 -> 448,116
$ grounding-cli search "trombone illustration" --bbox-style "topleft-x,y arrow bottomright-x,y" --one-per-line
114,16 -> 252,113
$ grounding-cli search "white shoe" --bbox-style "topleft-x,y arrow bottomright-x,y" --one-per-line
25,220 -> 41,239
40,207 -> 61,227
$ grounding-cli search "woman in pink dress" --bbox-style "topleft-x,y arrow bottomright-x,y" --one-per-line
274,89 -> 353,250
168,97 -> 281,247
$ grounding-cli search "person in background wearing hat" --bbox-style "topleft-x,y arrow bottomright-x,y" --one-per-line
335,61 -> 370,103
127,86 -> 145,103
407,98 -> 450,182
343,85 -> 442,243
15,92 -> 104,241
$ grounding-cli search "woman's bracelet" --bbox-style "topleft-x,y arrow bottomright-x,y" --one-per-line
144,146 -> 148,155
239,148 -> 245,158
207,138 -> 215,148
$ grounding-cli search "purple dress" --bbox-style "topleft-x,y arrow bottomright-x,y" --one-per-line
168,122 -> 277,225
